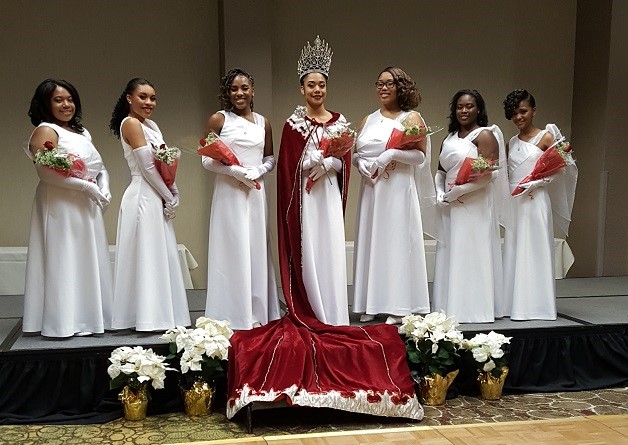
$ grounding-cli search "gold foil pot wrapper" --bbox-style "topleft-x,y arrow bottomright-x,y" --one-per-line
118,383 -> 149,421
478,366 -> 509,400
417,369 -> 459,406
182,380 -> 215,417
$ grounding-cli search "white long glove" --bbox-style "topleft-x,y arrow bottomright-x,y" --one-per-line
133,145 -> 175,203
369,148 -> 425,177
352,152 -> 372,178
245,155 -> 275,181
309,157 -> 341,181
444,170 -> 497,202
165,182 -> 180,216
201,157 -> 257,189
520,177 -> 553,191
435,170 -> 448,207
35,164 -> 108,209
96,168 -> 112,213
302,149 -> 324,170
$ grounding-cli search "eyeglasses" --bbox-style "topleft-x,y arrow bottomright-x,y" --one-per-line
375,80 -> 396,89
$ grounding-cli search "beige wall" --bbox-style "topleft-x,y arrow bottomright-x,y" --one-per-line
1,0 -> 625,290
0,1 -> 221,287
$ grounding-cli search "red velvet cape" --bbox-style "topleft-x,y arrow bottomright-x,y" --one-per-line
226,110 -> 422,420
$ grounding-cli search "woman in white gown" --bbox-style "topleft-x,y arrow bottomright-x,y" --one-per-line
109,78 -> 190,331
24,79 -> 113,337
352,67 -> 435,325
277,45 -> 352,326
433,89 -> 508,323
202,68 -> 280,330
502,89 -> 577,320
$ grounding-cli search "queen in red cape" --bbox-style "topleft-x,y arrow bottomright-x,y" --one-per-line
226,36 -> 422,421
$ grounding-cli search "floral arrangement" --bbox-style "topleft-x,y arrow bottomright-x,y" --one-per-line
556,139 -> 573,162
453,154 -> 499,186
107,346 -> 174,391
386,120 -> 443,152
461,331 -> 511,377
321,127 -> 356,158
34,140 -> 94,182
199,131 -> 220,148
161,317 -> 233,387
511,137 -> 573,196
152,143 -> 180,165
399,311 -> 464,380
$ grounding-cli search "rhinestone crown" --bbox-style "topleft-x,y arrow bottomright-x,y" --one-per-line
297,35 -> 333,80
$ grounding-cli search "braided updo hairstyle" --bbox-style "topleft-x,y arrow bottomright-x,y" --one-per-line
109,78 -> 154,139
219,68 -> 255,112
503,89 -> 535,120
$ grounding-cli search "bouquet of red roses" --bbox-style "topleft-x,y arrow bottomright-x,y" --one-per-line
453,154 -> 498,186
305,127 -> 356,193
34,140 -> 95,183
385,122 -> 442,153
152,143 -> 180,188
511,139 -> 573,196
198,132 -> 260,190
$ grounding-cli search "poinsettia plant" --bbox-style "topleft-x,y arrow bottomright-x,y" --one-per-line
161,317 -> 233,388
107,346 -> 174,391
461,331 -> 511,377
399,311 -> 464,380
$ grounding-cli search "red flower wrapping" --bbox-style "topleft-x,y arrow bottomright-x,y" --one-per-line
155,158 -> 178,188
512,146 -> 567,196
385,128 -> 427,153
320,133 -> 355,158
198,138 -> 260,190
305,132 -> 356,193
454,156 -> 497,186
39,141 -> 95,182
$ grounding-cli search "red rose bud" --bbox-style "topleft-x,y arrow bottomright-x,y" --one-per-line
44,141 -> 54,149
563,144 -> 572,152
199,138 -> 206,146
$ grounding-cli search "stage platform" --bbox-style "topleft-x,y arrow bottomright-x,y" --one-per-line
0,277 -> 626,425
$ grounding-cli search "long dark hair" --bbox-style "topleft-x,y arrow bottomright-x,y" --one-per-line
28,79 -> 84,133
503,89 -> 535,120
219,68 -> 255,112
109,78 -> 154,139
447,89 -> 488,133
380,66 -> 420,111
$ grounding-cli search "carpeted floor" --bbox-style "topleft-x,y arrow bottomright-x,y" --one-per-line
1,387 -> 626,444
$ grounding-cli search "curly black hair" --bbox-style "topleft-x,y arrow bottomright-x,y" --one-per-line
28,79 -> 84,133
379,66 -> 421,111
109,78 -> 154,139
447,89 -> 488,134
503,89 -> 536,120
220,68 -> 255,112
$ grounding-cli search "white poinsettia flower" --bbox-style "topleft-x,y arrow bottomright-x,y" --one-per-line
472,346 -> 490,363
491,347 -> 505,359
431,342 -> 439,354
107,364 -> 121,379
483,359 -> 496,372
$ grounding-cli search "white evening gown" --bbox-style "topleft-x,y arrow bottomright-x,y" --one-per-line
23,123 -> 113,337
432,126 -> 505,323
353,110 -> 430,316
204,111 -> 280,330
112,117 -> 190,331
503,124 -> 576,320
300,116 -> 349,326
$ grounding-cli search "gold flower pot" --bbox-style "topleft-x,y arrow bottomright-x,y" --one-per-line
478,366 -> 509,400
418,369 -> 459,406
119,383 -> 149,421
182,380 -> 215,417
